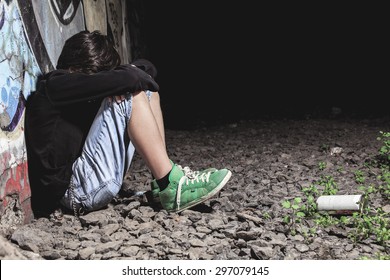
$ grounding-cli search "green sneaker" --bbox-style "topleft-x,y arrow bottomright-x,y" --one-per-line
158,164 -> 232,213
150,165 -> 218,203
151,179 -> 161,203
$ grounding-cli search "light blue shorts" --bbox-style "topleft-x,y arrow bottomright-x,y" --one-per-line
60,91 -> 153,213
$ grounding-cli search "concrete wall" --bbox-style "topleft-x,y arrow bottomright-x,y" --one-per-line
0,0 -> 131,226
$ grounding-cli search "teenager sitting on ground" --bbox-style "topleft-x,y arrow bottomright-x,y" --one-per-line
25,30 -> 232,217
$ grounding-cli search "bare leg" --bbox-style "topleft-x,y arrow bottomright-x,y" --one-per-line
149,91 -> 166,148
128,91 -> 171,179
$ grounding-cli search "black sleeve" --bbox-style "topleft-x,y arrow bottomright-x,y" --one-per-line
45,65 -> 159,106
131,59 -> 158,79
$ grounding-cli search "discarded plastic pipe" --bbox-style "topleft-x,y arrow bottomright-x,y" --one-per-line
316,195 -> 364,215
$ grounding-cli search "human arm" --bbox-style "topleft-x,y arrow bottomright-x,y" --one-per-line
45,64 -> 159,106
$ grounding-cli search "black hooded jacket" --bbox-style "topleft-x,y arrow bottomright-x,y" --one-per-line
25,61 -> 159,214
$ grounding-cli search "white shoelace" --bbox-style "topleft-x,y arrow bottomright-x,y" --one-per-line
176,166 -> 211,210
178,165 -> 199,179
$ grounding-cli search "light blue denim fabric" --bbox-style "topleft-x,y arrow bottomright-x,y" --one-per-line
60,91 -> 153,212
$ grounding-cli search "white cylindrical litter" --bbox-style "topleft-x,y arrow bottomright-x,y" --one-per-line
316,195 -> 364,214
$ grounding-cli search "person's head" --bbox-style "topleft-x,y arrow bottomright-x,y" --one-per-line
56,30 -> 121,74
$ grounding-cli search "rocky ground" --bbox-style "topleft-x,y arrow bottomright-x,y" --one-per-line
1,115 -> 389,260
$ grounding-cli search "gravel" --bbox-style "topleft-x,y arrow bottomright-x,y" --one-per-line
1,116 -> 389,260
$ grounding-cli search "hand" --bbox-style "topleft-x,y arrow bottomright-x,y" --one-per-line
108,94 -> 126,104
130,59 -> 157,79
116,64 -> 159,92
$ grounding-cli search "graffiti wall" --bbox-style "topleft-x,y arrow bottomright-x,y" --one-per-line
0,0 -> 131,225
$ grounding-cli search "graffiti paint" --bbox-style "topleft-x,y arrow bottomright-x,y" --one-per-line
0,1 -> 41,129
0,0 -> 39,225
0,151 -> 32,224
28,0 -> 85,71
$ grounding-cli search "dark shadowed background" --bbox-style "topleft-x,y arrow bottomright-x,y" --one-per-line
129,1 -> 386,129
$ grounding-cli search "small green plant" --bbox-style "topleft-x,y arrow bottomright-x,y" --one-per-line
359,167 -> 390,201
354,170 -> 366,184
318,161 -> 327,171
336,166 -> 344,173
262,211 -> 272,220
359,253 -> 390,260
347,206 -> 389,246
377,166 -> 390,199
377,131 -> 390,162
282,184 -> 321,236
358,184 -> 376,197
301,184 -> 319,216
282,198 -> 305,223
281,130 -> 390,257
318,175 -> 338,195
314,213 -> 339,227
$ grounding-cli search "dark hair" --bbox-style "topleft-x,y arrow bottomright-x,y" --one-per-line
56,30 -> 121,74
